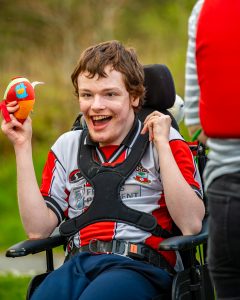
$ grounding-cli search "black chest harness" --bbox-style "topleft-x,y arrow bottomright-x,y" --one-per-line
59,127 -> 172,239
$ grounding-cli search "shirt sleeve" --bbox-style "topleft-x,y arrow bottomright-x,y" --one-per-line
40,137 -> 70,225
169,139 -> 203,199
184,0 -> 204,126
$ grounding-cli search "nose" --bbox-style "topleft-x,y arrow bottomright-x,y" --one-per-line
91,95 -> 106,110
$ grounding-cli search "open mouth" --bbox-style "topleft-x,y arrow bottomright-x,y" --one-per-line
91,115 -> 112,126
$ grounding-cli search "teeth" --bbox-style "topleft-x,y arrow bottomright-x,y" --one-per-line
92,116 -> 110,121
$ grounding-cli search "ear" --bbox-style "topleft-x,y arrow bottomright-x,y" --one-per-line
130,96 -> 140,108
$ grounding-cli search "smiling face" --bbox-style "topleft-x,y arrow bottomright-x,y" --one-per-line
78,65 -> 139,146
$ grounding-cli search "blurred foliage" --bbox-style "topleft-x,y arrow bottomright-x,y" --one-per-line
0,0 -> 195,149
0,0 -> 196,248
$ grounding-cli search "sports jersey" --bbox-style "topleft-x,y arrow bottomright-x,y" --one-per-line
40,119 -> 202,271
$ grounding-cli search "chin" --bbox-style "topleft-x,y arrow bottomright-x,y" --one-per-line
89,132 -> 106,144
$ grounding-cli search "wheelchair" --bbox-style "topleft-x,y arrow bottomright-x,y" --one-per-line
6,64 -> 215,300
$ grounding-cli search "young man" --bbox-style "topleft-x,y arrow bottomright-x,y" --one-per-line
1,40 -> 204,299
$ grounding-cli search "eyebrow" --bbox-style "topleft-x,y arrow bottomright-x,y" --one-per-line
78,87 -> 122,93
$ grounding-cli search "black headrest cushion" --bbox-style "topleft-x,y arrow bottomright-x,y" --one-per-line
143,64 -> 176,110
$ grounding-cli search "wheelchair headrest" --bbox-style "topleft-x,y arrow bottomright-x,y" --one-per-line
137,64 -> 178,130
143,64 -> 176,110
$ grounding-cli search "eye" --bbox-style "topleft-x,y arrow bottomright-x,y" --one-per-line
79,92 -> 92,99
106,92 -> 117,97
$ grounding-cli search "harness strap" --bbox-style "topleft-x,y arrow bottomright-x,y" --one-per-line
60,122 -> 172,239
66,239 -> 175,275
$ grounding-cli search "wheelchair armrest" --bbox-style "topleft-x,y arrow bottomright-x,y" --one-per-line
5,233 -> 66,258
159,218 -> 208,251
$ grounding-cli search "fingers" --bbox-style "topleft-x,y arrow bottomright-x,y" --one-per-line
141,122 -> 154,141
142,111 -> 170,131
1,114 -> 24,144
143,111 -> 164,124
1,113 -> 21,130
141,111 -> 163,135
141,111 -> 171,143
23,116 -> 32,126
0,101 -> 19,121
6,101 -> 18,107
6,101 -> 19,113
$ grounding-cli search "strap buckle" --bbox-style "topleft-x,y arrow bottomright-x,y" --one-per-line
112,240 -> 130,256
88,239 -> 103,254
88,239 -> 131,256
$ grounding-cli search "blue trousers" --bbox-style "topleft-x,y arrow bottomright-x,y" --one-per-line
31,252 -> 172,300
207,172 -> 240,300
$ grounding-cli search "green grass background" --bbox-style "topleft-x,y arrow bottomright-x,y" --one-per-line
0,274 -> 31,300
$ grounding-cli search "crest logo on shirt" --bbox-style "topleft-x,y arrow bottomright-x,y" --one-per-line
72,182 -> 94,210
73,186 -> 85,209
69,169 -> 82,183
134,164 -> 151,184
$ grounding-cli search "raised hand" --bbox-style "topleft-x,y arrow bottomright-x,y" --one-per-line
1,101 -> 32,147
141,111 -> 171,145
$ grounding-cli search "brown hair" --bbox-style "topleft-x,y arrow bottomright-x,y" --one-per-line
71,40 -> 145,110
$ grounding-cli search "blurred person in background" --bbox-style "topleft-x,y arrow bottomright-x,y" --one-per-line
184,1 -> 240,298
